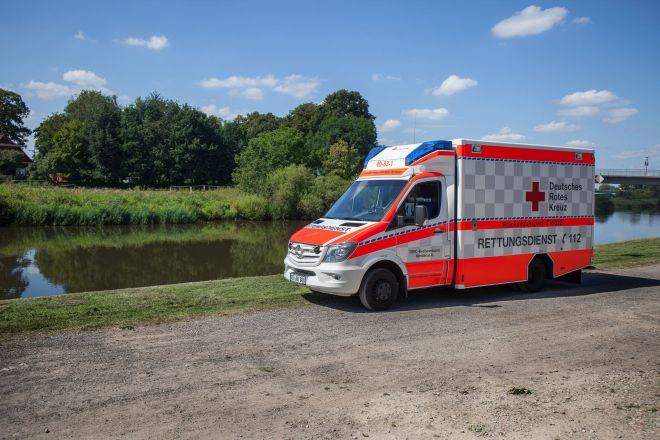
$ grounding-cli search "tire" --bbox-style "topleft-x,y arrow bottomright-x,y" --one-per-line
358,268 -> 399,311
517,258 -> 547,293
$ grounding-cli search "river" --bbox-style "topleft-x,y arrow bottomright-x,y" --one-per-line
1,211 -> 659,299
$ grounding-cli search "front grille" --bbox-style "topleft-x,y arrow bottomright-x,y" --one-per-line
288,242 -> 325,266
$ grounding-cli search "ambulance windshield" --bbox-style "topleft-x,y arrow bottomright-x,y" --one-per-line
324,179 -> 407,222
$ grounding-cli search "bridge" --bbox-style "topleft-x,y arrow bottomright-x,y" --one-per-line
594,169 -> 660,185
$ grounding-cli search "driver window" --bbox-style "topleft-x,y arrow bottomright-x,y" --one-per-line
396,180 -> 441,225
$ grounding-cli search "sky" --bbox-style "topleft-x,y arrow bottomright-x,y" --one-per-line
2,0 -> 659,169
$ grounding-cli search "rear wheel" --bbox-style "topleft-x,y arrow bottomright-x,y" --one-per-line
517,258 -> 547,293
359,268 -> 399,311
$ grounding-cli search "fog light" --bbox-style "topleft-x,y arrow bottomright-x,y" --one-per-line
323,272 -> 341,280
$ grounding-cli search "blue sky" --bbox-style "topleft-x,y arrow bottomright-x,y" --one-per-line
2,0 -> 659,168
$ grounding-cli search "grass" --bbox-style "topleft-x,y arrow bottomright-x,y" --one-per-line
0,184 -> 272,226
0,275 -> 309,335
0,238 -> 657,336
591,237 -> 660,269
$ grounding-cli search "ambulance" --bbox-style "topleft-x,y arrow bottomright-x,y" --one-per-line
284,139 -> 595,310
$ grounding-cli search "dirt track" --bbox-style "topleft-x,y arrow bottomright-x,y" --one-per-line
2,265 -> 659,439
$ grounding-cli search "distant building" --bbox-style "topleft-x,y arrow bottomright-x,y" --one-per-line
0,133 -> 32,176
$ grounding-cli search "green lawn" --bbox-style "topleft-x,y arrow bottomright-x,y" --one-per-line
591,237 -> 660,269
1,237 -> 658,336
0,275 -> 310,335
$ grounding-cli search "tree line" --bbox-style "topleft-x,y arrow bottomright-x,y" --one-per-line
2,88 -> 376,190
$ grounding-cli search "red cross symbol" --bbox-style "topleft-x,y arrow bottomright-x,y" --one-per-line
525,181 -> 545,212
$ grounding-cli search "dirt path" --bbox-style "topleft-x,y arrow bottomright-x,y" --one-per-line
2,265 -> 659,439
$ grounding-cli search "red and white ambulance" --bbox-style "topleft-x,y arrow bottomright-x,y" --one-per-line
284,139 -> 595,310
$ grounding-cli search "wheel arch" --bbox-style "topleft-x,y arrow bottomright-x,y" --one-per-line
531,253 -> 554,280
364,259 -> 408,298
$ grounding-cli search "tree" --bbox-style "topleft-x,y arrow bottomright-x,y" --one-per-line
48,120 -> 88,180
0,88 -> 31,146
234,112 -> 282,140
284,102 -> 321,136
33,113 -> 71,157
0,149 -> 24,175
307,115 -> 377,167
322,140 -> 361,179
319,90 -> 374,120
121,94 -> 231,186
233,127 -> 306,194
64,91 -> 122,184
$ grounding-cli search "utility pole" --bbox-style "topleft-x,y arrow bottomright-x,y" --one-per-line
644,156 -> 649,176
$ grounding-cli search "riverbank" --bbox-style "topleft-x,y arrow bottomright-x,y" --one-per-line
0,184 -> 271,225
1,238 -> 658,335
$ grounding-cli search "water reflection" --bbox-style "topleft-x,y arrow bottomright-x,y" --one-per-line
0,222 -> 306,299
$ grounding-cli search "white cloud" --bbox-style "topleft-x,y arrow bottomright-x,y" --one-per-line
371,73 -> 400,81
534,120 -> 580,132
198,74 -> 318,100
74,31 -> 85,40
23,69 -> 111,99
23,81 -> 75,99
556,89 -> 638,124
566,140 -> 594,147
273,74 -> 320,99
558,105 -> 600,117
573,16 -> 592,25
431,74 -> 477,96
124,35 -> 170,50
198,75 -> 278,89
559,89 -> 620,107
613,144 -> 660,160
492,5 -> 568,38
603,107 -> 638,124
481,127 -> 525,142
240,87 -> 263,100
62,69 -> 107,88
401,108 -> 449,121
379,119 -> 401,132
200,104 -> 240,120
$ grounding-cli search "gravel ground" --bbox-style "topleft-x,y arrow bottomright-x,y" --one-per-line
1,265 -> 659,439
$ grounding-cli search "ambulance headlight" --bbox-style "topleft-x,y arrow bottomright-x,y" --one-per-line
323,242 -> 357,263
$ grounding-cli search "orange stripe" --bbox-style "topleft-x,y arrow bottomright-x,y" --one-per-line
456,144 -> 595,164
457,217 -> 594,230
359,168 -> 408,177
410,150 -> 455,165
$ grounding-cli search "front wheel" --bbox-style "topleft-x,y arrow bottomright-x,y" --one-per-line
359,268 -> 399,311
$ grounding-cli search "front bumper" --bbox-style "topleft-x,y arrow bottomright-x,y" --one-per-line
283,256 -> 365,296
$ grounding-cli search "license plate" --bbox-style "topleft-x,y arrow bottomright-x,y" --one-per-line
290,272 -> 307,285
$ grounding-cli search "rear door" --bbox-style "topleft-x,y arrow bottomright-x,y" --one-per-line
393,177 -> 451,288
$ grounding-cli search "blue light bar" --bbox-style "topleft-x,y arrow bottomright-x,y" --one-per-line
404,140 -> 453,165
363,145 -> 387,167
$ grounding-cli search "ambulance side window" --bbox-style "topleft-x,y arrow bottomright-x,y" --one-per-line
395,180 -> 441,226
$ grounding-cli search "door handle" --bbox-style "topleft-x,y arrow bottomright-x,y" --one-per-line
433,228 -> 443,234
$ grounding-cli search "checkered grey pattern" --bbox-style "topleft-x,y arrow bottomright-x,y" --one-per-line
458,158 -> 594,219
459,226 -> 592,258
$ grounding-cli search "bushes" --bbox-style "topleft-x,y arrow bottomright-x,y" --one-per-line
0,165 -> 352,226
0,185 -> 272,226
264,165 -> 351,220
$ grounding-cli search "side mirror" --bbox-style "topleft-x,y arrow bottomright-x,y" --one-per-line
414,205 -> 428,227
